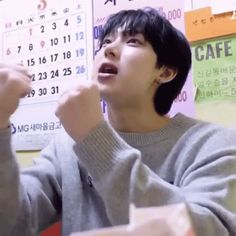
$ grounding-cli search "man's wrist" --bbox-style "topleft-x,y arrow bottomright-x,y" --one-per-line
0,119 -> 10,129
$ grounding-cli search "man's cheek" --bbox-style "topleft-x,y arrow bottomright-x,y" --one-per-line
91,65 -> 98,80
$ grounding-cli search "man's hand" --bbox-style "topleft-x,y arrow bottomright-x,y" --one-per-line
0,64 -> 32,129
55,79 -> 104,142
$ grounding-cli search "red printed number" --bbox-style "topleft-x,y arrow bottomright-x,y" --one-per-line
38,0 -> 47,11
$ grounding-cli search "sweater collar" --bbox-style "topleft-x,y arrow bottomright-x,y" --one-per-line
117,113 -> 196,147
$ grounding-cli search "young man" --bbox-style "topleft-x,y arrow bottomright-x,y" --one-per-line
0,7 -> 236,236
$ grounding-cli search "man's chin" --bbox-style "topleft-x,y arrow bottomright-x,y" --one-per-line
99,88 -> 115,102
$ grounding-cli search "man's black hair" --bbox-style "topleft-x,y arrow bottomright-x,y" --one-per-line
98,7 -> 192,115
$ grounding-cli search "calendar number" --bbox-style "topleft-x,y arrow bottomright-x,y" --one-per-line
63,67 -> 72,76
27,89 -> 36,98
63,35 -> 71,43
51,86 -> 59,95
63,51 -> 71,60
50,53 -> 58,62
77,16 -> 82,24
38,72 -> 47,80
51,70 -> 59,78
6,48 -> 11,55
38,0 -> 47,11
17,46 -> 22,53
29,44 -> 33,51
39,56 -> 47,64
76,48 -> 85,57
31,74 -> 36,82
76,32 -> 84,40
27,58 -> 35,67
64,19 -> 69,26
27,86 -> 59,98
31,69 -> 61,81
50,38 -> 59,46
38,88 -> 47,96
40,25 -> 45,33
52,22 -> 57,30
76,65 -> 85,74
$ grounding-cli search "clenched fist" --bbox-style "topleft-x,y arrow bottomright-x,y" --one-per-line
55,79 -> 104,142
0,64 -> 32,129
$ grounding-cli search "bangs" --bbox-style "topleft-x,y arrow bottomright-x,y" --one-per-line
99,9 -> 151,47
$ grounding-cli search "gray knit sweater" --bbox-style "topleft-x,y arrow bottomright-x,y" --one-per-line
1,113 -> 236,236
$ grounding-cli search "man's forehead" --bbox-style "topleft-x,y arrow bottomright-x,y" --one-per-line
107,26 -> 143,36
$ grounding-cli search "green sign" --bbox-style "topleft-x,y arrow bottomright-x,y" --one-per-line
192,35 -> 236,103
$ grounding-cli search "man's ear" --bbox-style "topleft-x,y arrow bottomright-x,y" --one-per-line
156,66 -> 178,84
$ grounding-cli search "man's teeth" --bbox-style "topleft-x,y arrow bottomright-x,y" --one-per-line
103,68 -> 115,73
101,67 -> 117,74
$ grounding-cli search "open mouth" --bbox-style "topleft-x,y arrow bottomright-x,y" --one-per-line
99,63 -> 118,75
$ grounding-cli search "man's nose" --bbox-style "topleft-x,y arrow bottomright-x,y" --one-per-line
104,41 -> 120,58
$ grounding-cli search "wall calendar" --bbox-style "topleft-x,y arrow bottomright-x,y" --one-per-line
0,0 -> 94,150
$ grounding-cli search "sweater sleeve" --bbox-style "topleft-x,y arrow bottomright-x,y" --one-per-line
0,128 -> 20,236
74,121 -> 236,236
0,128 -> 62,236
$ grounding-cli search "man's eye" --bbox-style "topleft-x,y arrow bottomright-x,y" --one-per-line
127,38 -> 141,44
102,39 -> 112,46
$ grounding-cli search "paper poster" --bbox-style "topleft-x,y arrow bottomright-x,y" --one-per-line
71,204 -> 195,236
191,0 -> 211,10
93,0 -> 195,118
192,35 -> 236,127
211,0 -> 236,14
0,0 -> 94,150
193,36 -> 236,103
185,7 -> 236,43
